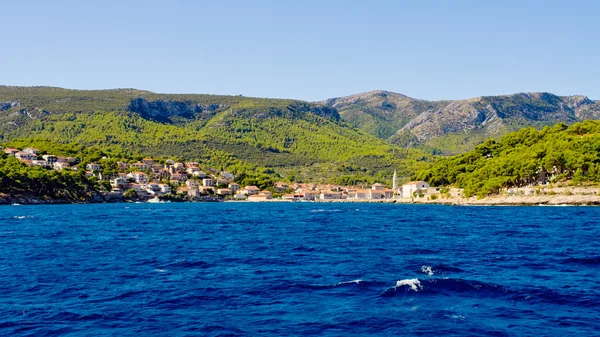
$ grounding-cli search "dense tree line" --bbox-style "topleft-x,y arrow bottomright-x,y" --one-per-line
0,154 -> 101,201
414,121 -> 600,197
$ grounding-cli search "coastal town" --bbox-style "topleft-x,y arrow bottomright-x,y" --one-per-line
2,146 -> 438,202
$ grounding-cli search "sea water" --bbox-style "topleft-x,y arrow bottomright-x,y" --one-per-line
1,203 -> 599,336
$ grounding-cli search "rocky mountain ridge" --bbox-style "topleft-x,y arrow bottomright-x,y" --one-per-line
320,90 -> 600,154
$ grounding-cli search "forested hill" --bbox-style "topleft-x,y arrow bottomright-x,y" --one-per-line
321,90 -> 600,154
0,86 -> 431,184
413,120 -> 600,197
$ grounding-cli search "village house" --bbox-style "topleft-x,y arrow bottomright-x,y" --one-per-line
142,158 -> 154,165
128,184 -> 149,197
130,162 -> 151,171
282,194 -> 302,201
402,181 -> 430,198
3,148 -> 19,156
158,184 -> 171,194
111,177 -> 127,188
42,154 -> 57,163
56,156 -> 67,163
198,186 -> 214,194
31,160 -> 51,168
86,162 -> 101,172
185,162 -> 199,168
170,173 -> 187,182
216,178 -> 228,186
53,162 -> 71,171
371,183 -> 384,190
15,151 -> 37,161
217,188 -> 232,195
221,171 -> 234,180
128,171 -> 148,184
173,162 -> 185,171
247,193 -> 273,202
241,185 -> 260,195
186,166 -> 200,175
320,191 -> 343,200
202,178 -> 214,186
66,157 -> 78,164
274,182 -> 289,192
186,180 -> 199,189
23,148 -> 39,155
356,189 -> 371,199
228,183 -> 240,191
157,168 -> 170,179
165,159 -> 175,165
301,191 -> 319,201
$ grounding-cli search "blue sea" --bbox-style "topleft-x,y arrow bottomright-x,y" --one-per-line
1,203 -> 599,336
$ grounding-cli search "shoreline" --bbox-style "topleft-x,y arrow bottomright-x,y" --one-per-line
3,186 -> 600,206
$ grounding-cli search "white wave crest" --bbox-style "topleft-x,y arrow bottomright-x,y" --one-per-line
13,215 -> 34,220
396,278 -> 422,291
335,279 -> 363,286
421,265 -> 434,276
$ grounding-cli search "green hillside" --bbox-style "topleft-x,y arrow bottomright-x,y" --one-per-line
413,120 -> 600,197
0,86 -> 431,184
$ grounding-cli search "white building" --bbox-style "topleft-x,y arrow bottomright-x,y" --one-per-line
401,181 -> 430,198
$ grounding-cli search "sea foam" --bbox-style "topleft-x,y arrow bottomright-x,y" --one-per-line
396,278 -> 422,291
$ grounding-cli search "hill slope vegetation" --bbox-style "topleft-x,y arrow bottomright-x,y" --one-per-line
0,86 -> 431,184
321,90 -> 600,154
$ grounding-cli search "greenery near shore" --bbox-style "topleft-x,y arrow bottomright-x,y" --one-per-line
413,120 -> 600,197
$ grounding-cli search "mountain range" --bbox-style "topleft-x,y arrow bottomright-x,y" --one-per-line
321,90 -> 600,154
1,85 -> 599,183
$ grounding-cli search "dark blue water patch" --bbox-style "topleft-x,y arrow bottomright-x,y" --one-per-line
1,203 -> 600,336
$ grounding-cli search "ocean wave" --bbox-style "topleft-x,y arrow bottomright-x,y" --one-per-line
384,278 -> 508,297
382,277 -> 600,307
13,215 -> 34,220
310,209 -> 343,213
396,278 -> 422,291
334,279 -> 364,286
419,264 -> 464,276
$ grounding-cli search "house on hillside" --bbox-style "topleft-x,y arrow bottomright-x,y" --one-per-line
86,163 -> 101,172
217,188 -> 232,195
15,151 -> 37,161
128,171 -> 148,184
42,154 -> 57,163
23,148 -> 39,155
4,148 -> 19,156
274,182 -> 289,192
53,162 -> 72,171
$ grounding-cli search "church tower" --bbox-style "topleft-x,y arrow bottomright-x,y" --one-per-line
392,170 -> 398,192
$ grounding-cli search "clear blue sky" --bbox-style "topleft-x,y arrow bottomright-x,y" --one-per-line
3,0 -> 599,101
